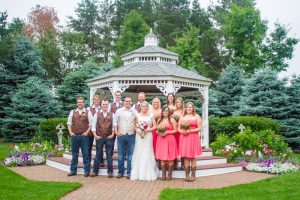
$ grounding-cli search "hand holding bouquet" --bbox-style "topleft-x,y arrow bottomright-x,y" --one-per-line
181,121 -> 190,135
156,124 -> 166,137
172,115 -> 180,122
137,121 -> 148,138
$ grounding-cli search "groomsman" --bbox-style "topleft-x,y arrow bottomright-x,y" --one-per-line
87,95 -> 101,165
114,97 -> 136,179
108,91 -> 124,113
132,92 -> 153,114
91,100 -> 115,178
67,97 -> 93,177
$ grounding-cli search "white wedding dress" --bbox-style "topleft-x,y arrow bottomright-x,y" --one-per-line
131,113 -> 158,181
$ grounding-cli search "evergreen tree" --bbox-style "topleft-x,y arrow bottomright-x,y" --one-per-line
237,68 -> 288,120
211,64 -> 245,117
209,89 -> 225,117
281,75 -> 300,150
1,77 -> 60,142
57,61 -> 113,116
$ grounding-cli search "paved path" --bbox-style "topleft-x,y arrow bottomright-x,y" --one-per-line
11,165 -> 273,200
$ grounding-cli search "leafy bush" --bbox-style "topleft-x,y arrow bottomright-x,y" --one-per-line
209,116 -> 281,142
38,118 -> 68,142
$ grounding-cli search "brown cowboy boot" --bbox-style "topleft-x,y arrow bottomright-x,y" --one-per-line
160,165 -> 166,180
190,167 -> 196,182
180,158 -> 185,170
167,164 -> 173,181
184,166 -> 190,182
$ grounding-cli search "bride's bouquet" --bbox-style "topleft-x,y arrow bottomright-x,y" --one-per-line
156,124 -> 166,136
137,121 -> 148,138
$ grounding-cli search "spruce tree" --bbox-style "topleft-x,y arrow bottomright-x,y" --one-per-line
281,75 -> 300,149
1,77 -> 60,142
237,68 -> 288,120
57,61 -> 113,116
211,64 -> 245,117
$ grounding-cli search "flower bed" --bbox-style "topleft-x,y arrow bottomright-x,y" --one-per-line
3,153 -> 45,167
244,161 -> 298,174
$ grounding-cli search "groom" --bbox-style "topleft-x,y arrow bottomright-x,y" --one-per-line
114,96 -> 136,179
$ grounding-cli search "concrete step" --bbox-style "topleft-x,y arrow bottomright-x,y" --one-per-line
46,157 -> 242,178
63,152 -> 227,166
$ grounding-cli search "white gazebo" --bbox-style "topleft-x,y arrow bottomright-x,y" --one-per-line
87,29 -> 212,148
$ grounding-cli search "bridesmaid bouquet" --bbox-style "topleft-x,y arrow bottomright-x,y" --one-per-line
181,122 -> 190,132
172,115 -> 180,122
154,115 -> 160,123
137,121 -> 148,138
156,124 -> 166,136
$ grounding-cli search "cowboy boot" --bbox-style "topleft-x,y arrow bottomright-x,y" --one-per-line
167,164 -> 173,181
190,167 -> 196,182
180,158 -> 185,170
160,165 -> 166,180
184,166 -> 190,182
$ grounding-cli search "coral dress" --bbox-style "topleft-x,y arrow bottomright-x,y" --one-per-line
152,114 -> 160,154
179,118 -> 202,158
155,122 -> 178,161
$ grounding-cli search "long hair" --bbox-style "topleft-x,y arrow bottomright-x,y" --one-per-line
166,93 -> 175,106
158,105 -> 171,125
183,102 -> 196,116
152,96 -> 161,109
175,97 -> 184,110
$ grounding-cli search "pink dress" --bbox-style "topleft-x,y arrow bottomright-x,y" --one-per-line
155,123 -> 178,161
179,118 -> 202,158
152,115 -> 159,154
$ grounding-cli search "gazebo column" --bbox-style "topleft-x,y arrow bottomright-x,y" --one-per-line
89,87 -> 97,105
199,86 -> 209,148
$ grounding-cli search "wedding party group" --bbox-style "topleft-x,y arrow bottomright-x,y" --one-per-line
67,91 -> 202,182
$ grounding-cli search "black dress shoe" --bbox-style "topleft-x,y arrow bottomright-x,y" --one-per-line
67,172 -> 76,176
127,175 -> 130,179
84,173 -> 90,177
116,174 -> 123,178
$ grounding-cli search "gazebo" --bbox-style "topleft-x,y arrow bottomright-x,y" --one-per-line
86,29 -> 212,148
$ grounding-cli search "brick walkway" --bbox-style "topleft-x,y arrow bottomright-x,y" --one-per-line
11,165 -> 273,200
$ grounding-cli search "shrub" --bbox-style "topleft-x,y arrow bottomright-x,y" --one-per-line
38,118 -> 68,142
209,116 -> 281,142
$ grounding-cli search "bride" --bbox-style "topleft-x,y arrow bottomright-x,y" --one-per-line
131,101 -> 158,180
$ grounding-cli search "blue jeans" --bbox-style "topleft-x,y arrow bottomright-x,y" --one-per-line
93,136 -> 114,174
117,134 -> 135,175
88,135 -> 94,164
70,135 -> 90,174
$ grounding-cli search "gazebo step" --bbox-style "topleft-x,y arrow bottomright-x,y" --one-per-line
46,157 -> 242,178
63,152 -> 226,166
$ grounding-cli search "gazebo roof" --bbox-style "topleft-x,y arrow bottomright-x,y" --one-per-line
88,61 -> 211,82
121,45 -> 178,57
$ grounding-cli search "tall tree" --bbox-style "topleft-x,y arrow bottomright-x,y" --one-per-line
36,30 -> 63,83
23,5 -> 59,40
263,23 -> 299,72
156,0 -> 190,47
1,77 -> 60,142
113,10 -> 149,67
210,64 -> 245,117
68,0 -> 101,59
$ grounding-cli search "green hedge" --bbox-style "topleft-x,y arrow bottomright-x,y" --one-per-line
209,116 -> 281,143
38,118 -> 68,142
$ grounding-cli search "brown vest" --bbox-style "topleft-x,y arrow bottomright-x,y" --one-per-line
96,112 -> 113,137
110,101 -> 124,113
71,109 -> 89,134
89,106 -> 100,116
135,103 -> 141,113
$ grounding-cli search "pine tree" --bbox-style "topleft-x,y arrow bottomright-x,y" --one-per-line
237,68 -> 288,120
57,61 -> 113,116
281,75 -> 300,150
211,64 -> 245,117
1,77 -> 60,142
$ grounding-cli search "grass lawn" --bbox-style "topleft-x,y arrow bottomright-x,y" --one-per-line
160,154 -> 300,200
0,143 -> 81,200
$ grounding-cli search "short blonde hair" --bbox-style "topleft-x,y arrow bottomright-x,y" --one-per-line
141,101 -> 149,107
77,96 -> 85,102
152,97 -> 161,109
93,95 -> 100,100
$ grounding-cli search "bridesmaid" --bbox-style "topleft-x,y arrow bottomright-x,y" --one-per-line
165,93 -> 176,115
172,97 -> 185,169
154,105 -> 178,181
178,102 -> 202,182
151,97 -> 162,154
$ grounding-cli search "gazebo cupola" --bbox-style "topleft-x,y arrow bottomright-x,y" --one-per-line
122,28 -> 179,66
